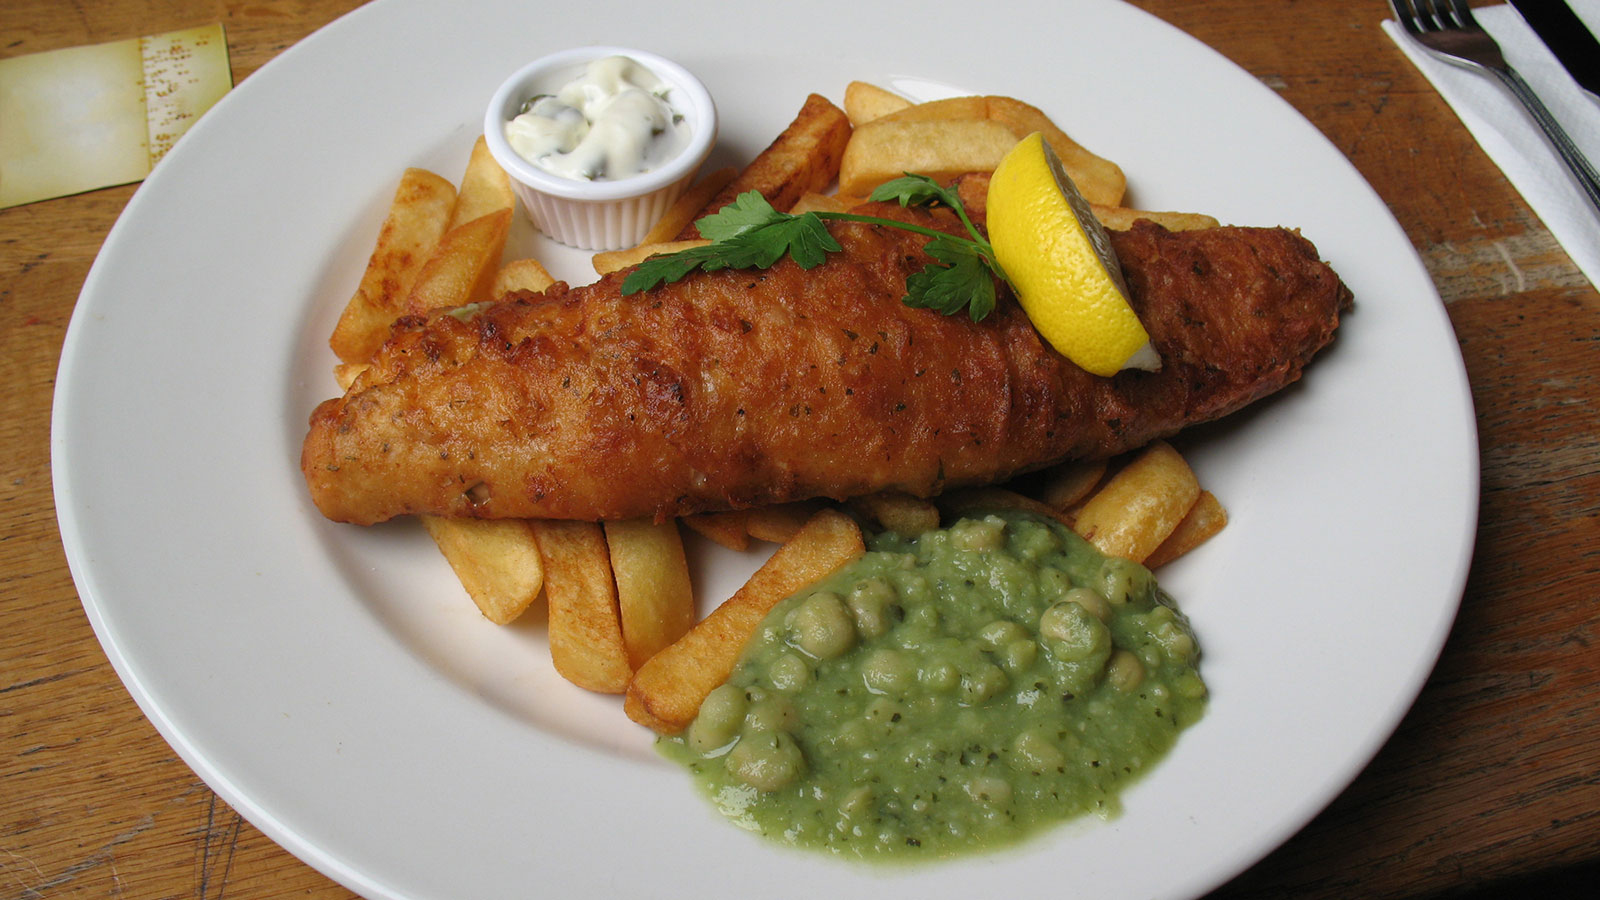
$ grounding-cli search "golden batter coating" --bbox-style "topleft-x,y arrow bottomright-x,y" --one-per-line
302,209 -> 1349,525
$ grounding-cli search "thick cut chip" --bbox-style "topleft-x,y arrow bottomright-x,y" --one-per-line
1144,490 -> 1228,569
953,172 -> 1213,235
404,207 -> 512,315
422,516 -> 544,625
1072,440 -> 1201,564
859,96 -> 1126,206
786,191 -> 851,215
532,520 -> 632,693
625,509 -> 864,733
837,118 -> 1019,197
675,93 -> 851,239
1037,459 -> 1109,512
938,487 -> 1072,528
333,362 -> 368,392
1091,204 -> 1220,233
605,518 -> 696,669
874,96 -> 989,122
745,500 -> 827,544
680,511 -> 751,552
643,166 -> 735,244
592,239 -> 710,276
980,96 -> 1125,206
843,80 -> 913,125
447,135 -> 514,230
329,168 -> 456,364
491,257 -> 556,297
849,490 -> 940,535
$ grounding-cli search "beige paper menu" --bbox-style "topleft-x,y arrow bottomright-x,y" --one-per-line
0,24 -> 232,209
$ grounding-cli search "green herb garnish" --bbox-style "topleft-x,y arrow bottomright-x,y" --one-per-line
620,174 -> 1011,322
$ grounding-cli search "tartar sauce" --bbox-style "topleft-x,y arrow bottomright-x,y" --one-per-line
504,55 -> 689,181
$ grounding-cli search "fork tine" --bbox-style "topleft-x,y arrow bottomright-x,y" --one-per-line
1401,0 -> 1438,33
1435,0 -> 1462,29
1418,0 -> 1447,31
1447,0 -> 1478,29
1390,0 -> 1421,35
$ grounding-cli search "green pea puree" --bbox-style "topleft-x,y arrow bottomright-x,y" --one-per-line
661,508 -> 1206,859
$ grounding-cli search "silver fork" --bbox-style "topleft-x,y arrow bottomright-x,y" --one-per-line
1391,0 -> 1600,214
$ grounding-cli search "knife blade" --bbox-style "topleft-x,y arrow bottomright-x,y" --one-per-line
1510,0 -> 1600,96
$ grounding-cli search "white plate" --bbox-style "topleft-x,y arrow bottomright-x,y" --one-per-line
52,1 -> 1478,898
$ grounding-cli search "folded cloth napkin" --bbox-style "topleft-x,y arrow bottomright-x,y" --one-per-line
1383,2 -> 1600,288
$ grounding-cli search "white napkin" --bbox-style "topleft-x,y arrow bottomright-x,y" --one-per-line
1383,2 -> 1600,288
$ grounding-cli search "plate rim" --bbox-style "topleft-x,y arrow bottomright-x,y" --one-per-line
49,1 -> 1480,897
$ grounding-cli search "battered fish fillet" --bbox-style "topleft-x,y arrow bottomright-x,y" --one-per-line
302,207 -> 1350,525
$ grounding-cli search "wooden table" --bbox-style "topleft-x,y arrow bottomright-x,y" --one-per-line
4,1 -> 1596,897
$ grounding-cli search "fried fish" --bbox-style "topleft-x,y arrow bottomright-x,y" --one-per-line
302,207 -> 1350,525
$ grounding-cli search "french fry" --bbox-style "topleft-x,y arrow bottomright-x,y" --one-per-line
422,516 -> 544,625
532,520 -> 632,693
592,239 -> 709,276
681,510 -> 752,552
491,257 -> 556,297
447,135 -> 514,230
404,208 -> 512,315
866,96 -> 1125,206
843,80 -> 914,126
980,96 -> 1126,206
642,166 -> 735,244
1091,204 -> 1220,232
328,164 -> 552,636
786,191 -> 851,215
745,500 -> 827,544
1071,441 -> 1201,564
675,93 -> 852,239
1037,459 -> 1108,512
604,518 -> 696,669
1144,490 -> 1228,569
937,487 -> 1072,528
849,490 -> 940,535
625,508 -> 864,733
328,168 -> 456,364
838,118 -> 1019,197
333,362 -> 369,392
952,172 -> 1212,234
874,95 -> 989,123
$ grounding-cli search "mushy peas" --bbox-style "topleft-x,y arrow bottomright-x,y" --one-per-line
661,509 -> 1206,859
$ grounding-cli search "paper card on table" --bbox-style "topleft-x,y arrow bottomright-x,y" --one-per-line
0,24 -> 232,209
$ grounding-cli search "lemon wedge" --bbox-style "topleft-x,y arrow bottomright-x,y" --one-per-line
987,132 -> 1160,376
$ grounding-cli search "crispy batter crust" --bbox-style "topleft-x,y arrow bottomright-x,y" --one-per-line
302,209 -> 1349,525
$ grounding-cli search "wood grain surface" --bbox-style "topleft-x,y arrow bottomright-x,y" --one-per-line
3,1 -> 1596,898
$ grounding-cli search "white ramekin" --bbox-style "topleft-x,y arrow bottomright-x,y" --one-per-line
483,46 -> 718,251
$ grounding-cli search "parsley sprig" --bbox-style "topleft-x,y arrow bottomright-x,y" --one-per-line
619,174 -> 1011,322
